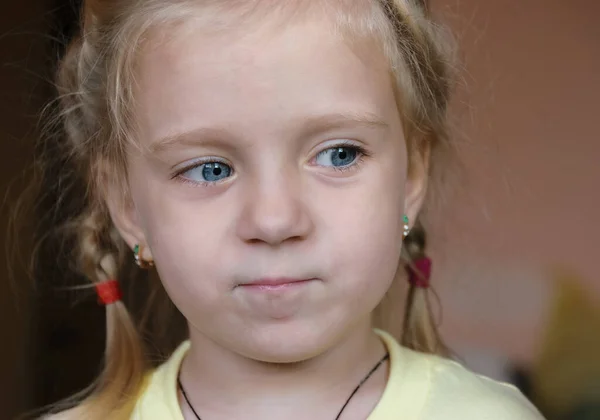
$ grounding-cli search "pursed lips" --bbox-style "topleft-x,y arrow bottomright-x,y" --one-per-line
237,277 -> 316,291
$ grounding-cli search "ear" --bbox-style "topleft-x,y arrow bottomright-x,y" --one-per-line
102,167 -> 154,262
404,141 -> 430,227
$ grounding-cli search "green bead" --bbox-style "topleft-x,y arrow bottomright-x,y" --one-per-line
403,215 -> 409,224
134,244 -> 140,255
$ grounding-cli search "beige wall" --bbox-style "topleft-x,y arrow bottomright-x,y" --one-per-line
428,0 -> 600,370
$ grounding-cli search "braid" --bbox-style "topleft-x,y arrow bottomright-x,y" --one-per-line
400,223 -> 446,354
78,209 -> 117,282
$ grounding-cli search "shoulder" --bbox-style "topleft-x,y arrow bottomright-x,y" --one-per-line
131,341 -> 191,419
421,354 -> 545,419
374,330 -> 545,420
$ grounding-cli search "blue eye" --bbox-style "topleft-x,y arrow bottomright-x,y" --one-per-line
315,146 -> 359,168
181,162 -> 233,183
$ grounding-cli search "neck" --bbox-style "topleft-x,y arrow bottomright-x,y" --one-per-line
179,320 -> 387,418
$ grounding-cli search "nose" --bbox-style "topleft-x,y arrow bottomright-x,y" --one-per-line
236,174 -> 313,246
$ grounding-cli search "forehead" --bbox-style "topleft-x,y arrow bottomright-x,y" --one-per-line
134,9 -> 398,144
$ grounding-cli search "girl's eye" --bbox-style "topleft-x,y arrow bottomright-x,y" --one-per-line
315,146 -> 360,168
181,162 -> 233,183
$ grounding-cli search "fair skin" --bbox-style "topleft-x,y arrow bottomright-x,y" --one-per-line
109,13 -> 428,420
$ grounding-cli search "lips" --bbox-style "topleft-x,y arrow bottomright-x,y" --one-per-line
236,277 -> 316,319
244,277 -> 312,287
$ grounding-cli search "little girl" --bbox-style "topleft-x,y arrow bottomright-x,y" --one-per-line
38,0 -> 544,419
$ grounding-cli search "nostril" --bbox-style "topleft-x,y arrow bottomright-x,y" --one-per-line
245,235 -> 305,246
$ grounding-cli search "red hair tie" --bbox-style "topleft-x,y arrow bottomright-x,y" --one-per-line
407,257 -> 432,289
95,279 -> 122,305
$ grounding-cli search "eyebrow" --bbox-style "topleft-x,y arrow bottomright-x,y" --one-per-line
300,111 -> 389,137
149,111 -> 389,153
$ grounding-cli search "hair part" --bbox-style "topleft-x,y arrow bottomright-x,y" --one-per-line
41,0 -> 455,417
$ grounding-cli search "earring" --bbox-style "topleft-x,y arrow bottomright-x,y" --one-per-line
403,215 -> 411,238
134,244 -> 154,269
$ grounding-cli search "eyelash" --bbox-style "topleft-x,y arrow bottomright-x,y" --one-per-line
319,141 -> 369,174
172,142 -> 370,187
171,158 -> 229,188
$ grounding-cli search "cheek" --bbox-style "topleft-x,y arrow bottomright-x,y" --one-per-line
130,177 -> 237,305
324,168 -> 406,296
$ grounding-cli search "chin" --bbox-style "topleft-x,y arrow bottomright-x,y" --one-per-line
235,321 -> 340,364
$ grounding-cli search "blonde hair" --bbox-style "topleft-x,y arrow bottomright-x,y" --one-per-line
38,0 -> 455,417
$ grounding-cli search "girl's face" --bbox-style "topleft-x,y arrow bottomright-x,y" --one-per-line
112,16 -> 426,362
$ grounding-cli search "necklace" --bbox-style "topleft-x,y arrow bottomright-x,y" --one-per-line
178,352 -> 390,420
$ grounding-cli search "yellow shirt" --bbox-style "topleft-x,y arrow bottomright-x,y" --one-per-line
132,330 -> 544,419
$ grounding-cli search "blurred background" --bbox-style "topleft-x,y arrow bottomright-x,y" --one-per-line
1,0 -> 598,419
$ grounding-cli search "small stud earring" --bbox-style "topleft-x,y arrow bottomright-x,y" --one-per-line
134,244 -> 154,269
403,215 -> 411,238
